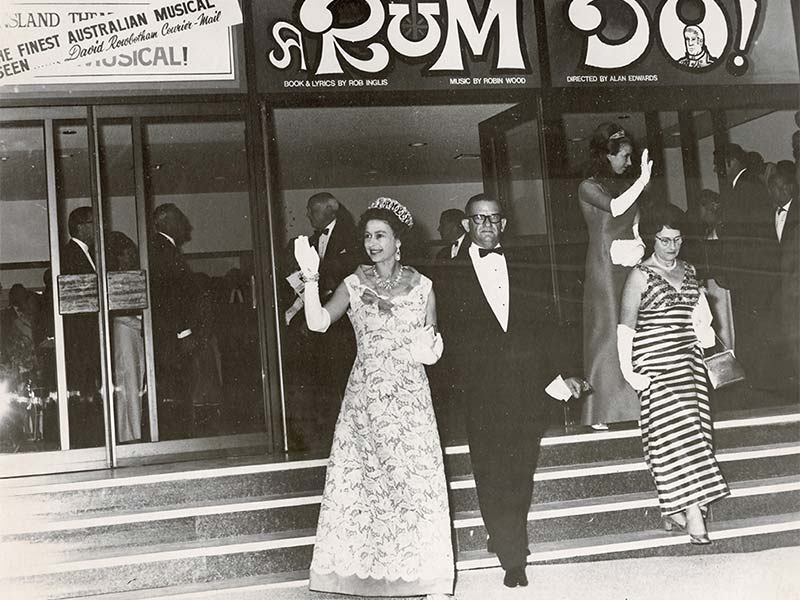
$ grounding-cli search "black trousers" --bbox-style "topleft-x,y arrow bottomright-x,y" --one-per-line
467,411 -> 545,571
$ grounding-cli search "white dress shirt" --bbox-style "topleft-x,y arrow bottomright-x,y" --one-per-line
469,243 -> 509,332
776,200 -> 792,242
450,234 -> 465,259
71,237 -> 96,271
731,168 -> 747,189
317,219 -> 336,260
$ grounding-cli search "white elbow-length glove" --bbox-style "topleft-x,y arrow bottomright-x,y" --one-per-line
294,236 -> 330,333
692,292 -> 716,348
617,324 -> 651,391
610,149 -> 653,217
408,325 -> 444,365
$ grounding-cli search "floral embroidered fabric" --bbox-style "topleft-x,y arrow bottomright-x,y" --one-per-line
308,270 -> 454,596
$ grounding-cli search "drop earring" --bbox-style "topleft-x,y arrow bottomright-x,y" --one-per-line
395,246 -> 401,261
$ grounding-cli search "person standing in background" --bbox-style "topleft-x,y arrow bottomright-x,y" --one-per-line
767,166 -> 799,399
435,208 -> 466,260
149,203 -> 199,439
105,231 -> 145,443
578,123 -> 652,430
717,143 -> 780,393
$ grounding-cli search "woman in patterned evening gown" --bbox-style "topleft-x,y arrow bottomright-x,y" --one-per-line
619,203 -> 729,544
294,198 -> 453,599
579,122 -> 653,429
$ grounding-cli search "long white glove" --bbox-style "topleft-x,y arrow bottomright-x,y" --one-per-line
692,292 -> 715,348
409,325 -> 444,365
616,324 -> 651,391
294,236 -> 330,333
610,149 -> 653,217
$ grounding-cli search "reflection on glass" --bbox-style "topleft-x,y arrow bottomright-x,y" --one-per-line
0,124 -> 60,452
144,119 -> 261,440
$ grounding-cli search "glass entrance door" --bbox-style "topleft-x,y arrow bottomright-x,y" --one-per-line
0,108 -> 109,476
0,104 -> 271,476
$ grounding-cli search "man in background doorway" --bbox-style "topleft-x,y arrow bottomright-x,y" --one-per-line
435,208 -> 466,260
149,203 -> 200,439
62,207 -> 102,447
717,143 -> 780,395
283,192 -> 358,451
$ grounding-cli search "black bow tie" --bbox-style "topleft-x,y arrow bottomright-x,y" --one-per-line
777,207 -> 787,214
315,227 -> 330,236
478,247 -> 504,258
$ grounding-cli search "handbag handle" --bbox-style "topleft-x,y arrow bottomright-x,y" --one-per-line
712,333 -> 734,354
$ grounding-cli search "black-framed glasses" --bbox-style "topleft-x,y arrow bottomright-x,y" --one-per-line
467,213 -> 503,225
655,235 -> 683,246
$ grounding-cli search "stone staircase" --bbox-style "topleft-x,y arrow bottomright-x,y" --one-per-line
1,407 -> 798,599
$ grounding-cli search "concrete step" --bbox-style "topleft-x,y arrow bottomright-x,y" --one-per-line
36,512 -> 800,600
4,409 -> 796,518
450,441 -> 800,512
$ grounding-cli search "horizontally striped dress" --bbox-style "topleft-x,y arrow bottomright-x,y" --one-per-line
632,262 -> 729,515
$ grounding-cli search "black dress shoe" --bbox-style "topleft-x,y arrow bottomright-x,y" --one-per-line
503,566 -> 528,588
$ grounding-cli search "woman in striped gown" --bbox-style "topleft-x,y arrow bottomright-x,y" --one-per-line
618,203 -> 729,544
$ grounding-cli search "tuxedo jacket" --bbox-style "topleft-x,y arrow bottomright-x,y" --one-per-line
779,200 -> 799,332
60,239 -> 99,391
317,219 -> 360,300
61,239 -> 95,275
721,169 -> 780,299
148,233 -> 199,359
437,242 -> 554,465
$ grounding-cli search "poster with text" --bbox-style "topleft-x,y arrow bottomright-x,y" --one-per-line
254,0 -> 541,94
546,0 -> 799,87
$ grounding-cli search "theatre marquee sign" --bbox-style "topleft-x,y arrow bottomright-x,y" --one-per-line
254,0 -> 540,93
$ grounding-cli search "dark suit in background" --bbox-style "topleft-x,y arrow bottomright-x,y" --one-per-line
61,238 -> 103,446
778,199 -> 799,398
721,169 -> 781,389
149,232 -> 199,437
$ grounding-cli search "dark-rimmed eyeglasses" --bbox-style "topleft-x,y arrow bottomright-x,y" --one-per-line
466,213 -> 503,225
655,235 -> 682,246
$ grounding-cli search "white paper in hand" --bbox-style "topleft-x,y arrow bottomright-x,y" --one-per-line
545,375 -> 572,402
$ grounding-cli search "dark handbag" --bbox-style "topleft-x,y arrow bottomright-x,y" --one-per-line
703,336 -> 746,389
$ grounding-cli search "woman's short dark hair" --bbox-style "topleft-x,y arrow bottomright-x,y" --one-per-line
358,208 -> 409,240
105,231 -> 138,271
588,122 -> 632,177
640,202 -> 687,254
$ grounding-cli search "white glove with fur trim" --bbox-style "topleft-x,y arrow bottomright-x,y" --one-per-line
409,325 -> 444,365
617,324 -> 651,391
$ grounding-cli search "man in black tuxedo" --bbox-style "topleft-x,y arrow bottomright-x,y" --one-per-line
768,167 -> 799,398
149,203 -> 200,439
438,194 -> 585,587
283,193 -> 359,450
717,143 -> 780,391
61,207 -> 104,446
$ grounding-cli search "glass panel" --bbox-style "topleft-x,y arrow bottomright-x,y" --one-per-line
98,121 -> 150,444
143,118 -> 262,440
55,122 -> 105,449
0,123 -> 60,452
657,112 -> 688,211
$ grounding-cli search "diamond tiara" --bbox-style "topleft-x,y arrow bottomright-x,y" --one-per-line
368,197 -> 414,228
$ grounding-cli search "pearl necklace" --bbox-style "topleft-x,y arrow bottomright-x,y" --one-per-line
653,255 -> 677,270
371,265 -> 404,290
